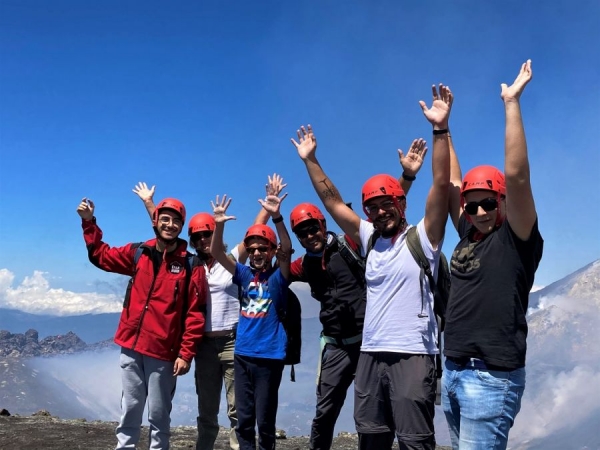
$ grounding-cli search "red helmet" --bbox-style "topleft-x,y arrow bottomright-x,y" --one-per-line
461,166 -> 506,198
188,213 -> 215,236
244,224 -> 277,248
289,203 -> 325,231
361,174 -> 405,205
153,198 -> 186,226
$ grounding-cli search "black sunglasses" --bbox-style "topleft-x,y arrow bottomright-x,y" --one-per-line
295,224 -> 321,239
246,245 -> 270,254
464,197 -> 498,215
191,231 -> 213,240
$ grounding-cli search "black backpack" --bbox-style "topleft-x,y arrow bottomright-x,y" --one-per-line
276,288 -> 302,382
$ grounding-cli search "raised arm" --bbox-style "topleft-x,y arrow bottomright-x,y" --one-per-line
209,195 -> 237,275
501,59 -> 537,240
234,173 -> 288,262
447,131 -> 463,231
258,182 -> 292,280
132,182 -> 156,222
398,138 -> 428,195
419,84 -> 452,248
291,125 -> 361,244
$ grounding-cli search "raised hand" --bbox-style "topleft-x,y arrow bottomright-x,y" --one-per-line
211,195 -> 236,223
258,188 -> 288,217
419,84 -> 453,128
76,198 -> 95,220
398,138 -> 428,177
132,182 -> 155,203
291,124 -> 317,161
501,59 -> 532,103
265,173 -> 287,197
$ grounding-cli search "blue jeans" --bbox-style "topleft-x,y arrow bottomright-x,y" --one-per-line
442,358 -> 525,450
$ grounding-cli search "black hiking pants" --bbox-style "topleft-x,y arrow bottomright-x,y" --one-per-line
310,342 -> 361,450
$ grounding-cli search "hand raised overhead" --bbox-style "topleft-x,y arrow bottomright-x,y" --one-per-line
76,198 -> 95,220
419,84 -> 453,128
291,124 -> 317,161
132,182 -> 155,203
265,173 -> 287,197
211,195 -> 236,223
501,59 -> 532,102
398,138 -> 428,177
259,175 -> 288,217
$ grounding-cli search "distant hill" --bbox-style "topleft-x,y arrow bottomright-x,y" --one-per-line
529,259 -> 600,309
0,309 -> 118,343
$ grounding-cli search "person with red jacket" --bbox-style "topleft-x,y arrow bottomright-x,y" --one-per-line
77,197 -> 208,450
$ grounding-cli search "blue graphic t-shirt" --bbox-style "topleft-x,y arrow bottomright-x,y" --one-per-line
233,263 -> 288,360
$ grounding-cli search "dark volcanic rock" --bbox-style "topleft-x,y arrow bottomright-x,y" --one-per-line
0,329 -> 90,357
0,413 -> 451,450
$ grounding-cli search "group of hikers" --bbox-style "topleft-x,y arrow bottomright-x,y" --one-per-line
77,60 -> 543,450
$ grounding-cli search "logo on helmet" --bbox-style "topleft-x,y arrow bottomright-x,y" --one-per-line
486,180 -> 493,189
379,187 -> 387,194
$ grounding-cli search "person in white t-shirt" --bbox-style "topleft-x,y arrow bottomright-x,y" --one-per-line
132,175 -> 285,450
290,84 -> 452,450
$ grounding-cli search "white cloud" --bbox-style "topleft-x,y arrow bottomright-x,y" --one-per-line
512,366 -> 600,441
0,269 -> 122,316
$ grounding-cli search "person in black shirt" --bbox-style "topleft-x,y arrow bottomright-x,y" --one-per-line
443,60 -> 544,450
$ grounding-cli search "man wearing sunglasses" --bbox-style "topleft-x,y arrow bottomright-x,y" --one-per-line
76,196 -> 208,450
286,140 -> 425,450
133,175 -> 285,450
209,183 -> 292,450
291,83 -> 451,450
443,60 -> 543,450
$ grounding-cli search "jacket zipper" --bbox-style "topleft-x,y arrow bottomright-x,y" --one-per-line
132,264 -> 158,351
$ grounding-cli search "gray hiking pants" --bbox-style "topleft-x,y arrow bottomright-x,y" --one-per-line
115,347 -> 177,450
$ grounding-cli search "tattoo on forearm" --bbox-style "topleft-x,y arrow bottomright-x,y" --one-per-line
319,178 -> 341,201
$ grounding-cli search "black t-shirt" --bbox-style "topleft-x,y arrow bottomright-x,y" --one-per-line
443,215 -> 543,369
290,236 -> 366,339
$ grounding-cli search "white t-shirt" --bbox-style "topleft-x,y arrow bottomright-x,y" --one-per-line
358,218 -> 441,354
203,246 -> 240,332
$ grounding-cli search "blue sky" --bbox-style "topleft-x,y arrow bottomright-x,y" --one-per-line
1,0 -> 599,314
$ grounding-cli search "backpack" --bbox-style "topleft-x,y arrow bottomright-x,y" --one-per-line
276,287 -> 302,382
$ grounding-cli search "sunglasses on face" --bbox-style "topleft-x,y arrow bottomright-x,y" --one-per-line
295,224 -> 321,239
364,200 -> 396,216
246,245 -> 270,254
191,231 -> 213,240
464,197 -> 498,215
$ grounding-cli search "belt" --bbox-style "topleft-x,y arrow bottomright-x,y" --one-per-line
321,333 -> 362,346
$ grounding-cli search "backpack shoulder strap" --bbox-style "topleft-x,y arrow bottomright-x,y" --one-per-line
365,230 -> 380,259
132,243 -> 144,265
334,233 -> 366,272
405,227 -> 433,279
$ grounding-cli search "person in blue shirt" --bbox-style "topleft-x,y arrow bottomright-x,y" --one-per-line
209,182 -> 292,450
